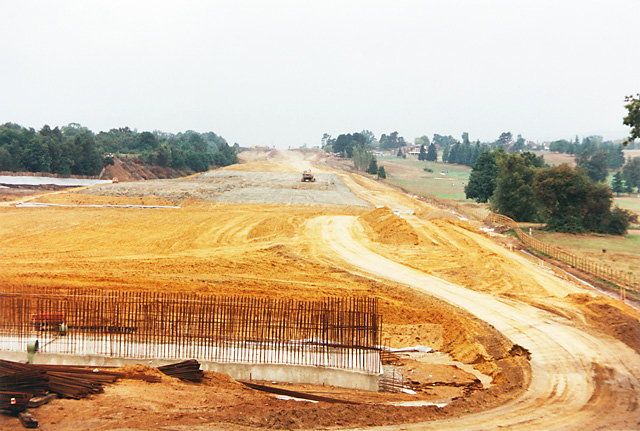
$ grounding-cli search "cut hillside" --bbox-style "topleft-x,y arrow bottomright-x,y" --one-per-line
101,156 -> 189,181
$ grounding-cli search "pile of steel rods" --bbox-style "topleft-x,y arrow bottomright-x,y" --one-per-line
157,359 -> 204,382
0,359 -> 164,408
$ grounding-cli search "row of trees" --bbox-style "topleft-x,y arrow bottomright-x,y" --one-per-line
0,123 -> 238,176
465,150 -> 637,234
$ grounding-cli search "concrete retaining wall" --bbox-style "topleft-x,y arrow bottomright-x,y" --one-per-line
0,351 -> 380,392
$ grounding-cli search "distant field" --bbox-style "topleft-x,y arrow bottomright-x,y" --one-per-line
535,152 -> 575,166
379,156 -> 472,201
623,148 -> 640,159
535,148 -> 640,167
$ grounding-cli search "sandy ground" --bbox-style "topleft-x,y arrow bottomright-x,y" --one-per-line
1,149 -> 639,430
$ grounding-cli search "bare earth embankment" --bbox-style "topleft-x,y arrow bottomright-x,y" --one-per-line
1,150 -> 639,430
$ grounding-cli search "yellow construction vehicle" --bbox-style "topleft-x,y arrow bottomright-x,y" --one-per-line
301,170 -> 316,182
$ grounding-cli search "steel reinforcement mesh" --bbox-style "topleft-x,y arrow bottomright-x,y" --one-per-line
0,287 -> 382,374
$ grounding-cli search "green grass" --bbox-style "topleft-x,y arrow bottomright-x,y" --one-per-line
379,156 -> 473,201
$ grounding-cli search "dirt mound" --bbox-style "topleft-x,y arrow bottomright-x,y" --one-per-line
360,206 -> 420,245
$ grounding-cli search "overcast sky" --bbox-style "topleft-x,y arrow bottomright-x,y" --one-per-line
1,1 -> 638,148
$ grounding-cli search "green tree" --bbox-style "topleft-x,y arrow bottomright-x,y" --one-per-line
415,135 -> 430,147
396,148 -> 404,158
379,132 -> 406,150
448,142 -> 461,164
461,132 -> 470,146
321,133 -> 332,149
426,143 -> 437,162
418,144 -> 427,161
367,157 -> 378,175
576,150 -> 608,182
496,132 -> 513,149
377,165 -> 387,179
465,150 -> 500,203
491,153 -> 538,221
533,164 -> 634,234
607,207 -> 638,235
153,144 -> 172,167
353,144 -> 373,171
622,157 -> 640,192
70,130 -> 102,175
611,171 -> 625,196
23,132 -> 52,172
512,134 -> 526,153
534,164 -> 592,233
0,147 -> 13,171
549,139 -> 571,153
360,130 -> 376,147
442,146 -> 449,163
585,150 -> 609,182
212,142 -> 238,167
623,93 -> 640,146
333,133 -> 366,158
607,145 -> 625,169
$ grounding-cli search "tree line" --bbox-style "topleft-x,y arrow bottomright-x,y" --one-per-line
0,123 -> 238,176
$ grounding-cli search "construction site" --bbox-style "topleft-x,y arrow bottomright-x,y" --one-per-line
1,149 -> 639,430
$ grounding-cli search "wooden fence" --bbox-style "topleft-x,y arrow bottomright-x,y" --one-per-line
0,287 -> 382,374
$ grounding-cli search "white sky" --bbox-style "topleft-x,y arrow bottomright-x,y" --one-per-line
1,0 -> 638,148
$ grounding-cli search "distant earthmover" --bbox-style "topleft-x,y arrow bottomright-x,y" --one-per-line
301,170 -> 316,182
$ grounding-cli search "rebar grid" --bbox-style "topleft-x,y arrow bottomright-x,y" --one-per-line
0,287 -> 382,373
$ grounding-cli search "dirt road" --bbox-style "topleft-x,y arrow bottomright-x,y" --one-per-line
306,212 -> 640,430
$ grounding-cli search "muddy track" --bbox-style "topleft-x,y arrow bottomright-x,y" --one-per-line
306,215 -> 640,430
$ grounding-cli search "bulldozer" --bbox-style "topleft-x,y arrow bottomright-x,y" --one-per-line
301,170 -> 316,182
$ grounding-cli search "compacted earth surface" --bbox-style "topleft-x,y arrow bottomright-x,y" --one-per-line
1,150 -> 639,430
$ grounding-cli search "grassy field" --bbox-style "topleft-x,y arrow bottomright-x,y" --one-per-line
379,155 -> 472,201
533,229 -> 640,276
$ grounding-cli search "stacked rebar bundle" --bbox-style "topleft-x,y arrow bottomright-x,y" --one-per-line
0,366 -> 49,396
157,359 -> 204,382
0,359 -> 162,407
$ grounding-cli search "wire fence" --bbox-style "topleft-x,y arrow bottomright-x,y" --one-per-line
0,287 -> 382,374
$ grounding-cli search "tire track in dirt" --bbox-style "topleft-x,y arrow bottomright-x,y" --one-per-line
306,215 -> 640,430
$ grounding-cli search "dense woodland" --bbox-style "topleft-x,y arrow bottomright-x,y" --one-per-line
0,123 -> 238,176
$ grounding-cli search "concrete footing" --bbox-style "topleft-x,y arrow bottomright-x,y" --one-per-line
0,351 -> 381,392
